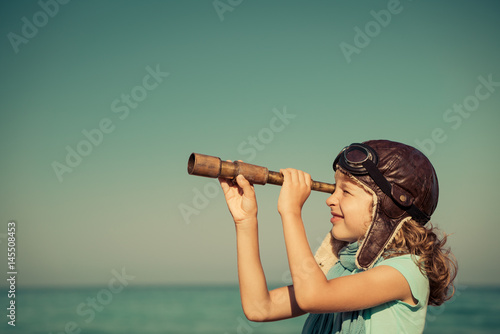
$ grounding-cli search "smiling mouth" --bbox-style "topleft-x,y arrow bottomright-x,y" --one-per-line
330,212 -> 344,223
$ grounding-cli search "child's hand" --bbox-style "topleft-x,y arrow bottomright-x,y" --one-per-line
219,161 -> 258,225
278,168 -> 312,217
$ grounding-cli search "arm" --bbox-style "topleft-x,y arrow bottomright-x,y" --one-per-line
219,173 -> 306,322
278,169 -> 414,313
235,218 -> 305,321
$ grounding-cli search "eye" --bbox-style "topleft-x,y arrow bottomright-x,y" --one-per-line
343,190 -> 351,195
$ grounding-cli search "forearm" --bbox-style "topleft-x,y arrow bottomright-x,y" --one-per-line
281,213 -> 328,309
235,219 -> 303,321
235,219 -> 272,320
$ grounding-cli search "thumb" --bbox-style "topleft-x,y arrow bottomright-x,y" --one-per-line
235,175 -> 254,193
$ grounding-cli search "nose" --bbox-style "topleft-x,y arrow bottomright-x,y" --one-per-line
326,189 -> 339,207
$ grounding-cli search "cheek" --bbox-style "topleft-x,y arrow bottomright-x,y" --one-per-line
353,209 -> 372,237
342,197 -> 373,225
339,198 -> 358,218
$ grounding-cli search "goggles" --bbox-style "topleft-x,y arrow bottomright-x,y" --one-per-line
333,143 -> 430,224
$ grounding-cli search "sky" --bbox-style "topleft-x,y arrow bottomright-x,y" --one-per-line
0,0 -> 499,289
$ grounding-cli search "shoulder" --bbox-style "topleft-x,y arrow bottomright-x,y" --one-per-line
375,254 -> 429,306
364,255 -> 430,333
375,255 -> 428,286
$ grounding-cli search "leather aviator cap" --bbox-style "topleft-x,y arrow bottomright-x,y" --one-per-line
335,140 -> 439,269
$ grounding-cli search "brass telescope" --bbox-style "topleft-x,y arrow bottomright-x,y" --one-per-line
187,153 -> 336,194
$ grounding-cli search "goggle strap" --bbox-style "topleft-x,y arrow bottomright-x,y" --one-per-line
362,160 -> 430,225
362,159 -> 393,197
405,204 -> 430,224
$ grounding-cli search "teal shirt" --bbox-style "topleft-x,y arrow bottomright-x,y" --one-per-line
364,255 -> 430,334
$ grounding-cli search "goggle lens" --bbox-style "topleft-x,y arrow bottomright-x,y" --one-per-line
345,146 -> 369,165
334,143 -> 378,175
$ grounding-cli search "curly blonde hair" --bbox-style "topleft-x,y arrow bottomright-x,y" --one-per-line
383,219 -> 457,306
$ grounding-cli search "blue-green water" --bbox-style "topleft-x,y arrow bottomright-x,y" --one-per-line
1,285 -> 498,333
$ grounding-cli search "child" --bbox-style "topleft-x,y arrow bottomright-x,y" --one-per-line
218,140 -> 457,333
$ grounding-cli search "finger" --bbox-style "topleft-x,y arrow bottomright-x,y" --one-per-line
220,176 -> 239,189
304,172 -> 312,188
219,177 -> 232,193
297,170 -> 310,186
296,169 -> 305,185
280,169 -> 289,183
288,168 -> 298,184
235,175 -> 254,195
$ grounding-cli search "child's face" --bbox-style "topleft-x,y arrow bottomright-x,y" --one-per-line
326,171 -> 373,243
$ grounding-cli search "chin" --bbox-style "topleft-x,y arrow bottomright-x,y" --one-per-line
330,227 -> 346,242
330,227 -> 357,243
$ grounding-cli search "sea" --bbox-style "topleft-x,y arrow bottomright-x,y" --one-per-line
1,284 -> 499,334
